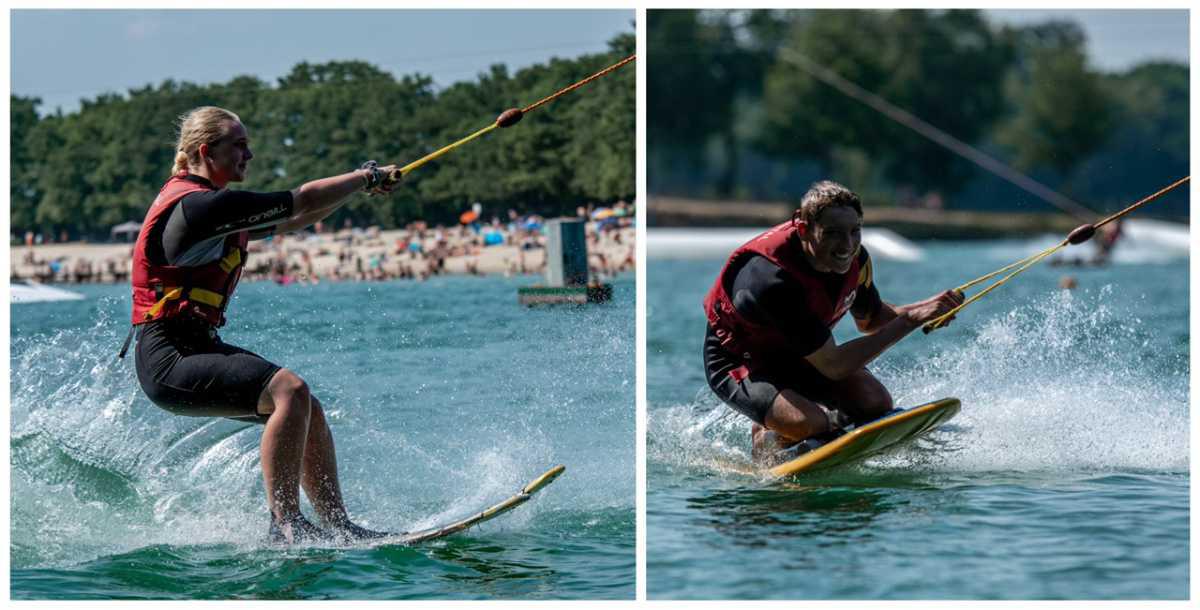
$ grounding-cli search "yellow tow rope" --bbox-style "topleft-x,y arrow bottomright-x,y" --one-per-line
924,176 -> 1190,333
391,54 -> 636,179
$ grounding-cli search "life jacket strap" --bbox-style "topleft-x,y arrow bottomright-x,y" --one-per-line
218,248 -> 242,273
117,325 -> 136,359
142,286 -> 225,321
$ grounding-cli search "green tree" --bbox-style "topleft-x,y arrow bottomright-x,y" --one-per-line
9,36 -> 634,239
758,9 -> 1013,194
994,21 -> 1114,178
647,10 -> 745,195
10,95 -> 41,232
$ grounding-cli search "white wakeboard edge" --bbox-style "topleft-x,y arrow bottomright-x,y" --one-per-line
395,464 -> 565,545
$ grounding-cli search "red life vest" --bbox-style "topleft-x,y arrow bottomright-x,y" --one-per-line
702,221 -> 862,371
130,173 -> 248,327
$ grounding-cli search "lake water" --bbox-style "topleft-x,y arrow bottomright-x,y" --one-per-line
646,238 -> 1188,599
11,273 -> 635,599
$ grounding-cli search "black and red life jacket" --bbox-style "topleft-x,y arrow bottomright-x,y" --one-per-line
129,173 -> 248,327
702,221 -> 862,372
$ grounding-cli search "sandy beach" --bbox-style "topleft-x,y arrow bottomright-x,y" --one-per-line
12,221 -> 635,286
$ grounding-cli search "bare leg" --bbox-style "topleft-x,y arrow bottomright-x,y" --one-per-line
752,368 -> 892,462
300,397 -> 350,525
256,369 -> 329,543
258,374 -> 387,542
298,396 -> 390,540
823,368 -> 893,424
761,389 -> 834,446
257,369 -> 311,522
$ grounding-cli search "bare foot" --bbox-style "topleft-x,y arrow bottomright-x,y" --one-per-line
268,514 -> 331,545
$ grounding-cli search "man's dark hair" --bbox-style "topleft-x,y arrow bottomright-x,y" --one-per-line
792,181 -> 864,226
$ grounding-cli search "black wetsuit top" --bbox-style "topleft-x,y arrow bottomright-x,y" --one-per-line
134,175 -> 295,422
725,246 -> 882,358
143,174 -> 293,268
702,247 -> 884,425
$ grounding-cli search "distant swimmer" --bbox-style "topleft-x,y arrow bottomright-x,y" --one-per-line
702,181 -> 963,462
1093,219 -> 1123,265
121,106 -> 400,544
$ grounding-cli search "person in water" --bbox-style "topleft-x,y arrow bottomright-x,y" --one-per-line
125,106 -> 400,544
702,181 -> 963,462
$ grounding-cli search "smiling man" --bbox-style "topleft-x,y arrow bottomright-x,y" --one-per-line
702,181 -> 963,461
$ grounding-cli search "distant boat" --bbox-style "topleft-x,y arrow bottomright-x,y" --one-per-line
11,280 -> 85,304
648,227 -> 924,262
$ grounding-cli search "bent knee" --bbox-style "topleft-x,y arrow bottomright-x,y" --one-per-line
765,390 -> 828,440
852,385 -> 893,420
265,369 -> 312,416
270,369 -> 309,398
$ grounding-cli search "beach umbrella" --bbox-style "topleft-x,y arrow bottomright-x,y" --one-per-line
110,221 -> 142,242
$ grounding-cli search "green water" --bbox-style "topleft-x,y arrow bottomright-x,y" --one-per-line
647,240 -> 1188,599
11,274 -> 635,599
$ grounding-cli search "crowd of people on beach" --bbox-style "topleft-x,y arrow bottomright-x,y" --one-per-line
12,202 -> 636,286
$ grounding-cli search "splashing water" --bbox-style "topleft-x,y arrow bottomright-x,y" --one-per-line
12,278 -> 635,599
650,285 -> 1188,478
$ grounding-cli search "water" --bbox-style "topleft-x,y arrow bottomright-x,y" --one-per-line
11,274 -> 635,599
647,238 -> 1188,599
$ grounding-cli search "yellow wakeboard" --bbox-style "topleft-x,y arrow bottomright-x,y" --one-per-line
768,398 -> 960,478
396,465 -> 565,544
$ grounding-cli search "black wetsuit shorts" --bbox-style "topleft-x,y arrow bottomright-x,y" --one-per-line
703,324 -> 838,426
135,318 -> 281,423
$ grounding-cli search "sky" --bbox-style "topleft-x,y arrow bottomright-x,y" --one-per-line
984,9 -> 1188,71
10,9 -> 635,115
8,9 -> 1187,116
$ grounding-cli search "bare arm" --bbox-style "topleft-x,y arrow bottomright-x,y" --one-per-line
808,290 -> 963,380
855,301 -> 900,334
275,165 -> 399,233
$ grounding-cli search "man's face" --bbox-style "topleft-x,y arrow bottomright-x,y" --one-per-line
801,205 -> 862,274
204,120 -> 253,184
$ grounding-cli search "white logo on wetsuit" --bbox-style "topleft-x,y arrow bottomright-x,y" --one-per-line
247,205 -> 287,225
838,289 -> 857,315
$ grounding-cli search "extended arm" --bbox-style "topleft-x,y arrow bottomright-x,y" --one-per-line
275,165 -> 399,233
807,290 -> 963,380
855,301 -> 900,334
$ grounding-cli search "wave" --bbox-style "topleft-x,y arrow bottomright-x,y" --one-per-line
11,301 -> 628,569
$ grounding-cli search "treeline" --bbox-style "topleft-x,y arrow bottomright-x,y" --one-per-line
648,10 -> 1188,218
11,34 -> 635,241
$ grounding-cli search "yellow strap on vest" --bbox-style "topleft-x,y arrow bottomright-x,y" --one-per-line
144,287 -> 184,320
142,286 -> 225,320
188,287 -> 225,307
218,248 -> 242,273
858,256 -> 873,288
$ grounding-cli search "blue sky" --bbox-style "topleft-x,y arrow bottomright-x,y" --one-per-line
10,9 -> 635,115
9,9 -> 1186,116
985,9 -> 1188,71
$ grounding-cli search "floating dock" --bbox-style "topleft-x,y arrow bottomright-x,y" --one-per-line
518,218 -> 612,306
517,283 -> 613,305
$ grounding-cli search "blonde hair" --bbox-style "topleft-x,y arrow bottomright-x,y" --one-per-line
171,106 -> 242,174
